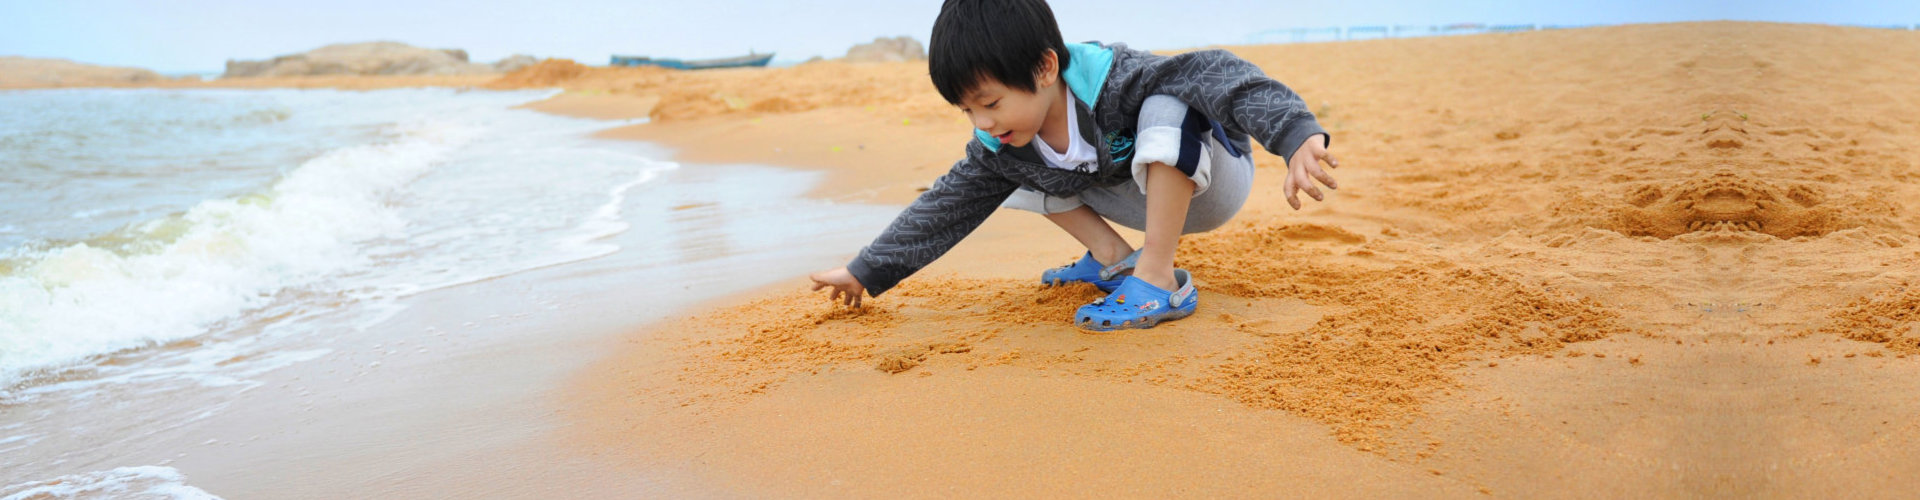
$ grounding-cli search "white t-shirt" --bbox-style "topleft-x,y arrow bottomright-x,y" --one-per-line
1032,87 -> 1098,173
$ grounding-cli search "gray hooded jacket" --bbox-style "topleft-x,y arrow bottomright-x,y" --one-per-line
847,41 -> 1328,296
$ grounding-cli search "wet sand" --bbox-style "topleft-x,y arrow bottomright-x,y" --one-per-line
517,22 -> 1920,498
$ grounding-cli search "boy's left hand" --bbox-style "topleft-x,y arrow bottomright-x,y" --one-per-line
1285,133 -> 1339,210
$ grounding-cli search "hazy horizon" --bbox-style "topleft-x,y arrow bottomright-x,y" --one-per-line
4,0 -> 1918,73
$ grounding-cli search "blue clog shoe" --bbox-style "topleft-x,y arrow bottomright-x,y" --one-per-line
1075,269 -> 1198,331
1041,249 -> 1140,293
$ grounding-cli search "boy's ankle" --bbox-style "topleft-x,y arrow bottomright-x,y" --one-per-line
1091,243 -> 1135,267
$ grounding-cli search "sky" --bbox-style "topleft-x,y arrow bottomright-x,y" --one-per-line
3,0 -> 1918,73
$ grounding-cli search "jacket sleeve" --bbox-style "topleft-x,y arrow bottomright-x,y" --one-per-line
1122,49 -> 1328,163
847,141 -> 1020,296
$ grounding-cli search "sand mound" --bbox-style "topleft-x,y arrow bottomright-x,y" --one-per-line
1594,170 -> 1878,239
1180,222 -> 1631,444
1815,284 -> 1920,352
485,57 -> 951,123
223,41 -> 529,78
0,56 -> 163,87
488,59 -> 595,87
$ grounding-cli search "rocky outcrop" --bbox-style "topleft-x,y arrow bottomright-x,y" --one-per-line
223,42 -> 536,78
844,36 -> 926,63
0,57 -> 164,87
491,54 -> 540,73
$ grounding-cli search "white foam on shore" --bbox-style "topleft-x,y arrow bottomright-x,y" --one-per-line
0,120 -> 471,388
0,89 -> 676,390
1,466 -> 222,500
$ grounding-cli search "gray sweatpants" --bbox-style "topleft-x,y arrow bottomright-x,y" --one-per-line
1002,94 -> 1254,233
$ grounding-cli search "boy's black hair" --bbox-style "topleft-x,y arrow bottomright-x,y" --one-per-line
928,0 -> 1070,105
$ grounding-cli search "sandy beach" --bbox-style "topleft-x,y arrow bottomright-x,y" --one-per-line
507,21 -> 1920,497
6,20 -> 1920,498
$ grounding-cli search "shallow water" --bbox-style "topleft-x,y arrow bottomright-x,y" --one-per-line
0,88 -> 673,390
0,88 -> 899,497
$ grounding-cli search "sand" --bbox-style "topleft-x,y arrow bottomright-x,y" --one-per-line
14,20 -> 1919,498
510,22 -> 1920,498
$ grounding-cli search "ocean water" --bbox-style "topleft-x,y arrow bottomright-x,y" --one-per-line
0,87 -> 907,495
0,88 -> 672,392
0,465 -> 220,499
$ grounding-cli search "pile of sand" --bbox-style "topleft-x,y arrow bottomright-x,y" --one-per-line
486,59 -> 595,87
0,56 -> 164,87
223,41 -> 536,78
488,57 -> 951,122
1816,283 -> 1920,351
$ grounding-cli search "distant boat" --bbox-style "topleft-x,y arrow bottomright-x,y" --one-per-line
609,52 -> 774,70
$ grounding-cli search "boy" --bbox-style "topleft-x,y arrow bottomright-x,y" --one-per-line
810,0 -> 1338,331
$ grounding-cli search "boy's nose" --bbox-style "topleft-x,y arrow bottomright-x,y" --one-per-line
969,114 -> 994,131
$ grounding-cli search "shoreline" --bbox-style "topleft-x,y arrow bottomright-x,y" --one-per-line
0,91 -> 906,497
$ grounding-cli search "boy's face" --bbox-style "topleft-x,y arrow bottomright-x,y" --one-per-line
956,54 -> 1060,148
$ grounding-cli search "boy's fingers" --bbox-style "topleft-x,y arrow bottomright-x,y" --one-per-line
1309,164 -> 1339,190
1284,173 -> 1302,210
1289,167 -> 1318,201
1323,152 -> 1340,168
812,280 -> 827,291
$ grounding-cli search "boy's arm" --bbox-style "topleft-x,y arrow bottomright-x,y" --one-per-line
1125,49 -> 1328,164
846,141 -> 1020,297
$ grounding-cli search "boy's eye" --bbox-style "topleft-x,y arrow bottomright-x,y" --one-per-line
986,100 -> 1000,109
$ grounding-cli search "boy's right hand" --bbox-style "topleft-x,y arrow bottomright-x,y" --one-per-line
809,267 -> 866,308
1285,133 -> 1339,210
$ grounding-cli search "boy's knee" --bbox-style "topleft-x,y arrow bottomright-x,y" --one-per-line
1182,212 -> 1234,234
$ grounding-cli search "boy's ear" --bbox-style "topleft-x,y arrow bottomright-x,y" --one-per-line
1034,49 -> 1059,88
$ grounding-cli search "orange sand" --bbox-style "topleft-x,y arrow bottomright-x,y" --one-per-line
522,22 -> 1920,497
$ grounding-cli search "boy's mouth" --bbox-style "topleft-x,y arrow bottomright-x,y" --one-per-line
995,131 -> 1013,142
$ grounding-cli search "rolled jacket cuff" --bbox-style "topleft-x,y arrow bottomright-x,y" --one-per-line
1277,117 -> 1329,164
846,253 -> 891,297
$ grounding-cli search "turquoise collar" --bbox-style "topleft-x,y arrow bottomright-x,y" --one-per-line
974,42 -> 1115,153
